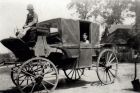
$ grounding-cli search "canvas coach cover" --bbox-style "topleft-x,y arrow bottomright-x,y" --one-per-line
37,18 -> 80,46
37,18 -> 99,47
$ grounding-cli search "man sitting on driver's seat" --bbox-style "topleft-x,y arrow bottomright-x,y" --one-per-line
19,4 -> 38,47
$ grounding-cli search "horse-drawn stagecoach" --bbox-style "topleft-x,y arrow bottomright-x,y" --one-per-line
0,18 -> 118,93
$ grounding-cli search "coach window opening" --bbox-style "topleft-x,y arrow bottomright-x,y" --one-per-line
80,21 -> 91,44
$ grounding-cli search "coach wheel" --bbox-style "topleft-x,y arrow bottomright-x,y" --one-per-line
17,57 -> 58,93
97,49 -> 118,85
63,59 -> 84,81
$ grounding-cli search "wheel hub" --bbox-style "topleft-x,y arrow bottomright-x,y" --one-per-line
35,76 -> 43,84
105,65 -> 112,72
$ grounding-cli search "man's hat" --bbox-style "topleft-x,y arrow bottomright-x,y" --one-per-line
27,4 -> 34,10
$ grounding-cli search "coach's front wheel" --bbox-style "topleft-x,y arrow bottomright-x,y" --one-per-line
17,57 -> 58,93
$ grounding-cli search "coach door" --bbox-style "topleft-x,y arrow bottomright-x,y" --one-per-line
79,21 -> 92,68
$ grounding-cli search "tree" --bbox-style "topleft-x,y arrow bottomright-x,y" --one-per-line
68,0 -> 135,43
101,0 -> 135,25
67,0 -> 95,20
68,0 -> 135,25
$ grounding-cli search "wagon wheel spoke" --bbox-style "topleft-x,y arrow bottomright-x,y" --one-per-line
79,69 -> 82,73
21,65 -> 36,76
67,70 -> 73,77
107,53 -> 113,63
108,57 -> 115,65
106,52 -> 110,62
40,64 -> 47,75
67,69 -> 73,76
22,82 -> 32,90
109,63 -> 118,73
107,71 -> 112,81
108,69 -> 115,77
26,77 -> 29,85
19,76 -> 34,85
16,74 -> 25,82
34,65 -> 42,70
71,69 -> 75,79
43,80 -> 55,86
18,77 -> 34,81
34,65 -> 50,73
106,71 -> 108,83
75,70 -> 77,79
21,70 -> 36,77
33,61 -> 42,75
42,65 -> 54,75
19,76 -> 26,86
43,69 -> 56,76
41,82 -> 50,93
18,74 -> 26,79
28,63 -> 34,71
64,68 -> 84,80
76,69 -> 80,78
34,69 -> 42,72
43,69 -> 57,79
26,76 -> 32,86
37,62 -> 40,75
34,65 -> 45,74
44,75 -> 57,79
77,69 -> 83,78
30,83 -> 36,93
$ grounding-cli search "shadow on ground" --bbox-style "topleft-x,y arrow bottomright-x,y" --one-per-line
0,87 -> 20,93
122,88 -> 140,93
56,78 -> 102,90
0,78 -> 102,93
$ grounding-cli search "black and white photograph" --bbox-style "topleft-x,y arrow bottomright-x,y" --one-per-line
0,0 -> 139,93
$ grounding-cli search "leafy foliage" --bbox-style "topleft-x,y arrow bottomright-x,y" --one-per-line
68,0 -> 95,20
102,0 -> 135,25
68,0 -> 135,25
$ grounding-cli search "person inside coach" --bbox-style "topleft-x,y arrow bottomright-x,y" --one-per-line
82,33 -> 89,44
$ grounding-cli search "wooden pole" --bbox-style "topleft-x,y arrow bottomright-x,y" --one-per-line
136,0 -> 140,31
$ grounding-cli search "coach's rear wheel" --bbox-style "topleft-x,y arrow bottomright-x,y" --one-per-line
63,59 -> 84,81
97,49 -> 118,85
17,57 -> 58,93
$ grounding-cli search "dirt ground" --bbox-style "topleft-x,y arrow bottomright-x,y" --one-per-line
0,63 -> 139,93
